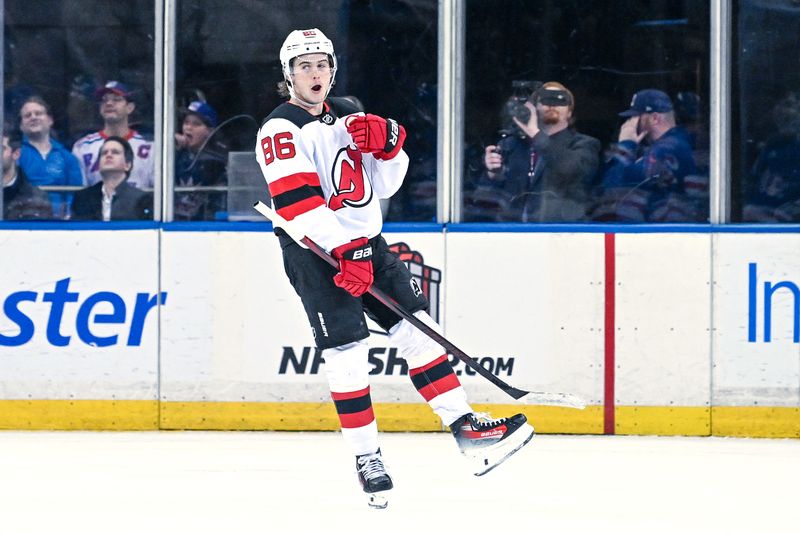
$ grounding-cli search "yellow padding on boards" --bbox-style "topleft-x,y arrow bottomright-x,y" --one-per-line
2,401 -> 797,437
159,402 -> 442,431
712,407 -> 800,438
614,406 -> 800,437
614,406 -> 711,436
0,400 -> 158,430
158,403 -> 600,432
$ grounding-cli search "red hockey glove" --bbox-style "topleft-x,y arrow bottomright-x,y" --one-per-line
346,114 -> 407,160
331,238 -> 374,297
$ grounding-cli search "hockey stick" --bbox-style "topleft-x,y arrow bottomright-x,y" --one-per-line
253,201 -> 586,409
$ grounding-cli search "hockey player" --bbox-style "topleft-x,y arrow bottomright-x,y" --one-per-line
72,81 -> 154,189
255,28 -> 534,509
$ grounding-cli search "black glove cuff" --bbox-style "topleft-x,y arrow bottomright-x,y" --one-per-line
383,118 -> 401,153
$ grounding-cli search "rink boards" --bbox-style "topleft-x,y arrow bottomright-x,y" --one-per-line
0,223 -> 798,437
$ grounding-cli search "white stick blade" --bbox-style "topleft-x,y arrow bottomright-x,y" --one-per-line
520,392 -> 587,409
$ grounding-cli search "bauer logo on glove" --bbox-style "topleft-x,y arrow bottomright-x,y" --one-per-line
352,247 -> 372,260
331,237 -> 374,297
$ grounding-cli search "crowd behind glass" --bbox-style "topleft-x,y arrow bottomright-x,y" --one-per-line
2,0 -> 798,224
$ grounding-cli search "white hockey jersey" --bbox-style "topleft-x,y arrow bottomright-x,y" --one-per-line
255,98 -> 408,252
72,130 -> 155,189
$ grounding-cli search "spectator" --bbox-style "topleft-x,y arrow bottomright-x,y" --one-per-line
675,90 -> 709,174
479,82 -> 601,222
174,100 -> 227,220
17,95 -> 83,218
66,74 -> 101,147
742,92 -> 800,222
3,126 -> 52,220
590,89 -> 702,222
71,136 -> 152,221
72,80 -> 154,189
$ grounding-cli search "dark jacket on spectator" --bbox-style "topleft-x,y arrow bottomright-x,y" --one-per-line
3,167 -> 53,220
174,144 -> 227,221
479,128 -> 600,222
592,126 -> 704,222
71,181 -> 153,221
742,134 -> 800,222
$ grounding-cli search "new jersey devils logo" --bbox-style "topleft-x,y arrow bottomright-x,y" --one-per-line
328,146 -> 373,210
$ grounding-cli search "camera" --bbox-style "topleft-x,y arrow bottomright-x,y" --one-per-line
500,80 -> 542,136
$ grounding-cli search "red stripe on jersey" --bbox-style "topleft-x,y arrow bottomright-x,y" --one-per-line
276,195 -> 326,221
409,354 -> 448,376
338,407 -> 375,429
331,386 -> 370,401
416,373 -> 461,402
268,172 -> 321,196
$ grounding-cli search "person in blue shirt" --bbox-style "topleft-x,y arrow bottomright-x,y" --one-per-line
590,89 -> 704,222
17,95 -> 83,219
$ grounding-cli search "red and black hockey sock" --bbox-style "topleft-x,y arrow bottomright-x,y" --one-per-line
331,386 -> 375,429
409,354 -> 462,401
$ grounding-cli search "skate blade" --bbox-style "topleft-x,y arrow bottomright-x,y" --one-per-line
470,423 -> 535,476
366,492 -> 389,509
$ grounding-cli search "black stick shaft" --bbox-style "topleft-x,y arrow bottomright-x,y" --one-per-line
299,236 -> 529,400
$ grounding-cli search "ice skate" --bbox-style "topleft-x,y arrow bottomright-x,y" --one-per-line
356,449 -> 393,509
450,412 -> 535,476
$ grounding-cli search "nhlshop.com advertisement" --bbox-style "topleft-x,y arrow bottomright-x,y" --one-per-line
2,227 -> 799,436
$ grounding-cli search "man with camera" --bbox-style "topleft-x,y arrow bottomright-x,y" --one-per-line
481,81 -> 601,222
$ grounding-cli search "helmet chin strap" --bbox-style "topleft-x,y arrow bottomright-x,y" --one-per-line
289,89 -> 318,109
286,72 -> 336,111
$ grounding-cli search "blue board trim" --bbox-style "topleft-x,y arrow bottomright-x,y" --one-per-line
446,223 -> 800,234
161,221 -> 274,232
383,222 -> 444,233
1,220 -> 799,234
0,221 -> 159,230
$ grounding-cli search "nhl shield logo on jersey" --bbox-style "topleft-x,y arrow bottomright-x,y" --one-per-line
328,146 -> 373,210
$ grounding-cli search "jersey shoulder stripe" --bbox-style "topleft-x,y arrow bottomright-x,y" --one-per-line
73,133 -> 104,148
129,131 -> 151,142
262,102 -> 317,129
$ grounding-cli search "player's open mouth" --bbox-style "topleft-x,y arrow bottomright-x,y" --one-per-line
312,84 -> 322,92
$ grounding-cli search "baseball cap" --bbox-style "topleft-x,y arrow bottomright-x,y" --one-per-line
184,100 -> 218,128
94,80 -> 134,101
619,89 -> 673,117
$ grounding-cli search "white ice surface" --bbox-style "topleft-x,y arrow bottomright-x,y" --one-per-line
0,431 -> 798,533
